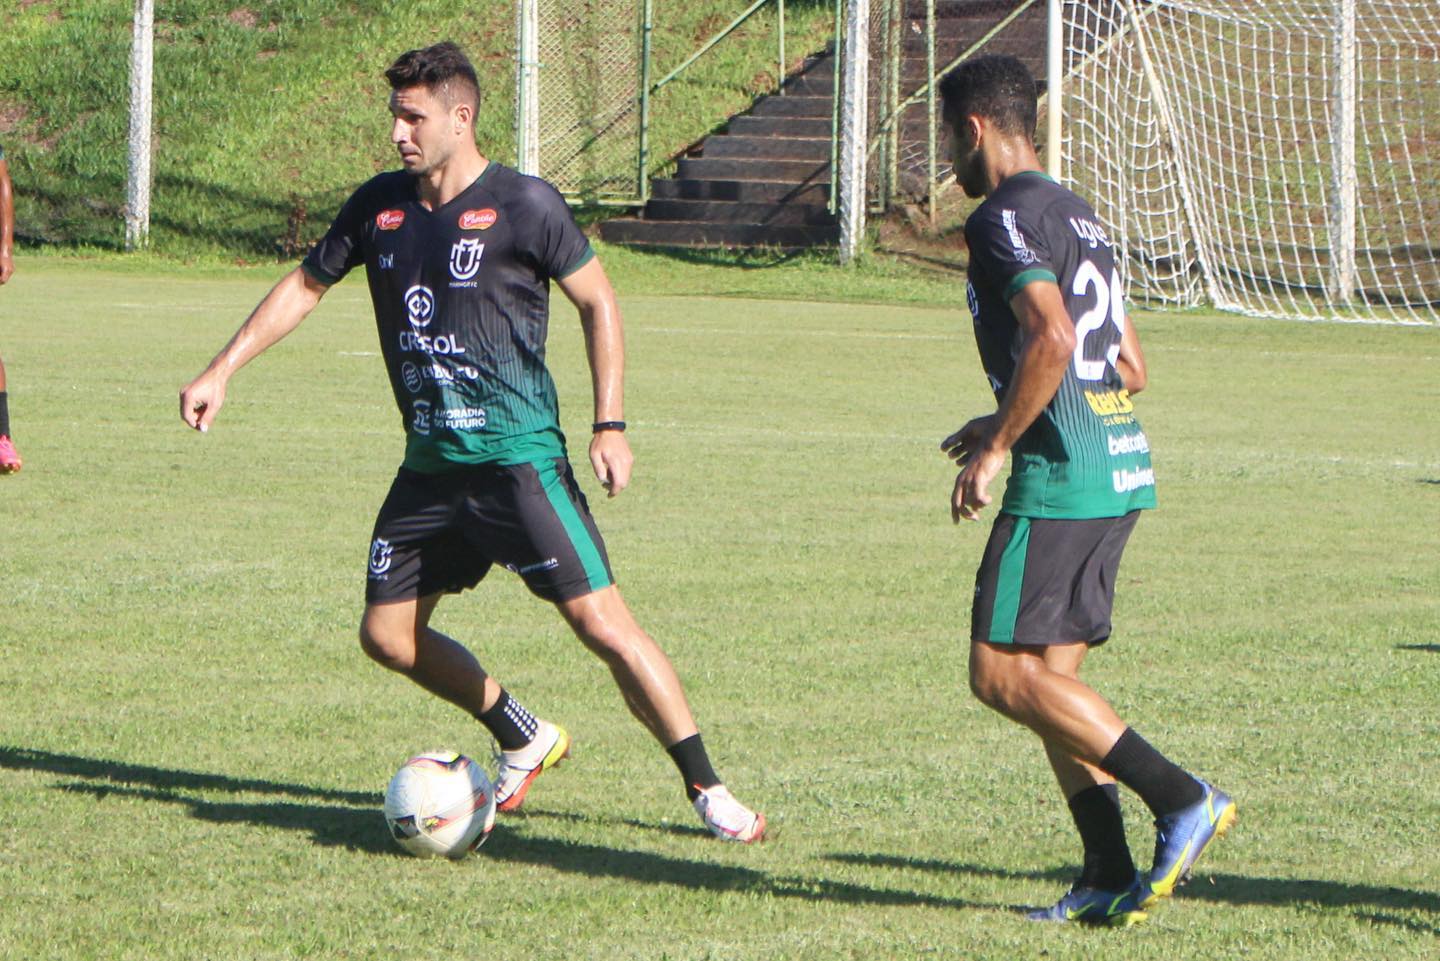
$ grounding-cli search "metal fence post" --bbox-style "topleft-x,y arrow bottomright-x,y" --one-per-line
639,0 -> 654,202
125,0 -> 154,251
778,0 -> 786,94
515,0 -> 540,176
839,0 -> 870,264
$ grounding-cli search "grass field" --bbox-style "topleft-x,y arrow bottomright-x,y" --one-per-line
1,255 -> 1438,960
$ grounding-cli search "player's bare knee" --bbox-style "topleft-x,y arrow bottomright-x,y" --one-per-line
358,616 -> 415,671
969,654 -> 1033,715
577,620 -> 645,668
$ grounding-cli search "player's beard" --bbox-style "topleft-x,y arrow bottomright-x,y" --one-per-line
955,149 -> 988,199
404,140 -> 454,178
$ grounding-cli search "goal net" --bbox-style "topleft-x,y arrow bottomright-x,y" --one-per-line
1060,0 -> 1439,324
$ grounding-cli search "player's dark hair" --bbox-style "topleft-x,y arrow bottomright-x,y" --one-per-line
385,41 -> 481,114
939,55 -> 1037,140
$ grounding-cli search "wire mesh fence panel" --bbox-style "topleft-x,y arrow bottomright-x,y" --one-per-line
864,1 -> 1050,227
534,0 -> 644,203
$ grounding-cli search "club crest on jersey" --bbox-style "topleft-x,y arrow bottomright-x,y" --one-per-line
458,208 -> 497,231
376,209 -> 405,231
449,238 -> 485,283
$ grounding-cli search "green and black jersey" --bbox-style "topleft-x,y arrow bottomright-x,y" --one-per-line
303,162 -> 595,473
964,170 -> 1156,519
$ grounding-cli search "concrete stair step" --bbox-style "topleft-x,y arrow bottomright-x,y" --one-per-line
598,219 -> 839,249
750,95 -> 833,119
648,178 -> 831,204
704,135 -> 832,161
779,72 -> 836,96
677,156 -> 831,184
727,115 -> 833,139
642,199 -> 837,226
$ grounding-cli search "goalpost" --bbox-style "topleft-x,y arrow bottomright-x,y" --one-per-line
1051,0 -> 1439,324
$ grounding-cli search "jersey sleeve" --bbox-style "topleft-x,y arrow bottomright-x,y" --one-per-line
965,204 -> 1058,303
301,182 -> 375,285
509,176 -> 594,280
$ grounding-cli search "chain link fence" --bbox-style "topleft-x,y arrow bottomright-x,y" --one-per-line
530,0 -> 646,203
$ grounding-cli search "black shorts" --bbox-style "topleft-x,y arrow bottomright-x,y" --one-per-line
365,459 -> 614,605
970,511 -> 1140,647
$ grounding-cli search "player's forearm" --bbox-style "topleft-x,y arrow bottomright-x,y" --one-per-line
580,302 -> 625,422
205,268 -> 323,377
986,334 -> 1069,453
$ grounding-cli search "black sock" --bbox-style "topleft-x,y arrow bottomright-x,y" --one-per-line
667,733 -> 720,801
475,689 -> 539,751
1099,727 -> 1204,818
1068,783 -> 1136,890
0,392 -> 9,437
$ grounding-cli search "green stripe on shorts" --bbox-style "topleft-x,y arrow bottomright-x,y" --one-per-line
538,460 -> 611,593
991,516 -> 1031,644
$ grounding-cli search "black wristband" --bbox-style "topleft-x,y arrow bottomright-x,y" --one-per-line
592,420 -> 627,433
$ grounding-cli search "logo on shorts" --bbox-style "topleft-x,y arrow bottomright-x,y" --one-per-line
376,209 -> 405,231
404,285 -> 435,328
509,558 -> 559,575
369,538 -> 394,578
459,208 -> 497,231
378,253 -> 395,270
449,239 -> 485,282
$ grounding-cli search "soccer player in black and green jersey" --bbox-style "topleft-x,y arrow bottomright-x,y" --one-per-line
937,56 -> 1234,924
179,42 -> 763,843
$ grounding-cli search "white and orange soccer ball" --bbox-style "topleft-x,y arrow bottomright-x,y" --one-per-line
383,750 -> 496,858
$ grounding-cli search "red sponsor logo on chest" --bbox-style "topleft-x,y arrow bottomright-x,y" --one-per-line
459,208 -> 498,231
376,209 -> 406,231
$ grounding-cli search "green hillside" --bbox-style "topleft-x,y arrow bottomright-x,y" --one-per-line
0,0 -> 833,259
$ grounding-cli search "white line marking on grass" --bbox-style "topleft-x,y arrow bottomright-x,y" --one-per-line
338,351 -> 380,357
1152,345 -> 1436,362
637,326 -> 954,342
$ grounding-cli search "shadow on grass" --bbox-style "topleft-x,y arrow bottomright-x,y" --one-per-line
827,852 -> 1440,919
1395,643 -> 1440,653
2,745 -> 1009,912
60,782 -> 398,856
0,745 -> 374,805
490,834 -> 1001,912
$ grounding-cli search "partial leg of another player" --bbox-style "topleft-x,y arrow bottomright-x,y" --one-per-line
0,355 -> 21,474
359,593 -> 569,812
969,640 -> 1233,911
557,585 -> 765,842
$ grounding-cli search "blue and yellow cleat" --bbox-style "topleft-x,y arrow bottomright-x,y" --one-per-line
1027,876 -> 1148,927
1141,778 -> 1237,908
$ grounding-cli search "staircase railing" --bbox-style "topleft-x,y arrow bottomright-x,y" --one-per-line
638,0 -> 809,204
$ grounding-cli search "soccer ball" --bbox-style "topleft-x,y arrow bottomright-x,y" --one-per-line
383,750 -> 497,858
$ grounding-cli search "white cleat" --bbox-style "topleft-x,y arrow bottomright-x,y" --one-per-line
494,720 -> 570,812
694,784 -> 766,843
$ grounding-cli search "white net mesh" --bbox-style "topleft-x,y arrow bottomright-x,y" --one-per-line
1063,0 -> 1440,323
